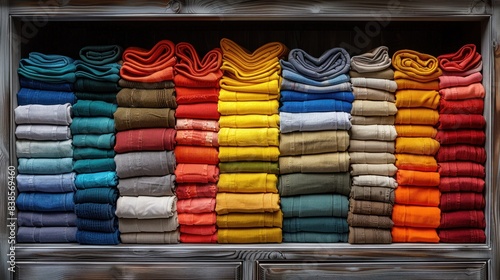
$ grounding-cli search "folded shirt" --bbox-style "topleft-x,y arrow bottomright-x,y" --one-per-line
114,128 -> 176,153
392,204 -> 441,228
350,163 -> 397,176
15,103 -> 72,125
17,88 -> 77,106
348,227 -> 392,244
395,89 -> 440,109
391,226 -> 439,243
177,198 -> 216,214
219,114 -> 279,128
176,183 -> 218,199
280,111 -> 352,133
218,173 -> 278,193
120,231 -> 180,244
116,196 -> 177,219
17,192 -> 75,212
439,177 -> 485,193
351,100 -> 397,116
17,226 -> 77,243
440,192 -> 485,211
18,211 -> 77,227
175,164 -> 219,183
347,212 -> 394,229
117,175 -> 176,196
350,124 -> 397,141
395,137 -> 440,156
15,124 -> 72,141
115,151 -> 176,178
283,216 -> 348,233
119,216 -> 179,233
218,127 -> 279,147
438,161 -> 485,178
218,228 -> 282,243
279,152 -> 350,174
114,107 -> 176,131
16,139 -> 73,158
17,172 -> 76,193
278,172 -> 351,197
439,210 -> 486,229
18,158 -> 73,175
216,212 -> 283,228
75,171 -> 118,189
280,130 -> 349,156
397,169 -> 440,187
73,100 -> 117,117
350,46 -> 391,73
116,88 -> 177,108
281,194 -> 349,218
215,193 -> 280,214
395,186 -> 441,207
218,146 -> 279,162
282,232 -> 347,243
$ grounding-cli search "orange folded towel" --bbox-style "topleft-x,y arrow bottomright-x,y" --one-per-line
395,89 -> 440,109
392,204 -> 441,228
395,186 -> 441,207
396,170 -> 440,187
395,154 -> 438,172
395,108 -> 439,125
392,226 -> 440,243
395,125 -> 437,138
392,49 -> 442,82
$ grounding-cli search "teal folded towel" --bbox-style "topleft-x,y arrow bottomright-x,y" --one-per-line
75,171 -> 118,189
79,45 -> 123,65
16,139 -> 73,158
74,188 -> 118,204
73,133 -> 115,149
73,158 -> 116,173
18,52 -> 76,83
75,92 -> 117,103
283,217 -> 348,233
283,232 -> 348,243
18,158 -> 73,175
73,100 -> 117,117
73,147 -> 115,159
70,117 -> 115,134
281,194 -> 349,218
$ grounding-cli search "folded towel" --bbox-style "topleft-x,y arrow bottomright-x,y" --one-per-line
176,118 -> 220,131
114,107 -> 175,131
220,78 -> 280,94
178,212 -> 216,225
350,163 -> 397,176
117,175 -> 176,196
177,198 -> 216,214
278,172 -> 351,197
17,172 -> 76,193
15,103 -> 72,125
218,89 -> 277,102
120,231 -> 180,244
175,164 -> 219,183
118,79 -> 174,90
395,89 -> 440,109
395,154 -> 438,172
18,52 -> 76,83
395,186 -> 441,207
351,115 -> 395,125
439,177 -> 485,193
218,146 -> 279,162
15,124 -> 71,140
351,175 -> 397,188
348,227 -> 392,244
74,188 -> 118,204
176,183 -> 218,199
76,216 -> 118,233
114,128 -> 176,153
391,226 -> 439,243
347,212 -> 394,229
281,70 -> 350,87
352,87 -> 395,102
174,42 -> 223,86
397,170 -> 440,187
283,232 -> 347,243
281,47 -> 349,80
440,192 -> 485,211
350,186 -> 395,203
284,217 -> 348,233
280,90 -> 354,102
120,40 -> 176,83
438,228 -> 485,243
438,162 -> 485,178
115,151 -> 176,178
350,124 -> 397,141
281,194 -> 349,218
175,146 -> 219,164
218,100 -> 279,115
438,44 -> 482,74
280,111 -> 351,133
75,171 -> 118,189
75,61 -> 121,82
439,210 -> 486,229
179,225 -> 217,235
436,145 -> 486,163
70,117 -> 115,134
392,205 -> 441,228
279,152 -> 350,174
73,133 -> 115,149
20,76 -> 73,92
175,103 -> 220,120
216,212 -> 282,228
218,173 -> 277,193
73,100 -> 117,117
219,161 -> 279,174
439,99 -> 484,114
220,38 -> 288,68
74,79 -> 121,93
17,226 -> 77,243
279,130 -> 349,156
17,192 -> 74,212
177,87 -> 220,103
73,158 -> 116,173
215,193 -> 280,214
218,228 -> 282,243
76,230 -> 120,245
392,49 -> 442,82
395,137 -> 440,155
348,140 -> 395,153
17,88 -> 77,106
439,83 -> 485,100
18,211 -> 77,227
349,199 -> 393,216
351,100 -> 397,116
116,88 -> 177,108
395,108 -> 439,125
280,99 -> 353,113
175,130 -> 218,147
73,147 -> 116,159
18,158 -> 73,175
79,45 -> 123,65
350,77 -> 397,92
116,196 -> 177,219
280,80 -> 352,94
439,72 -> 482,89
180,233 -> 218,243
437,114 -> 486,130
16,139 -> 73,158
395,125 -> 437,138
350,46 -> 391,73
119,216 -> 179,233
435,130 -> 486,146
74,203 -> 116,220
349,152 -> 395,164
218,127 -> 279,147
75,92 -> 117,103
219,114 -> 278,128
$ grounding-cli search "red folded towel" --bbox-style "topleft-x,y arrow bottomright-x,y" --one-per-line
438,228 -> 485,243
438,162 -> 485,178
439,177 -> 485,193
114,128 -> 176,153
439,98 -> 484,115
178,212 -> 217,225
438,72 -> 483,89
180,233 -> 218,243
175,87 -> 220,104
177,198 -> 216,214
174,163 -> 219,183
435,145 -> 486,164
176,183 -> 218,199
439,210 -> 486,229
174,146 -> 219,165
435,130 -> 486,146
175,103 -> 220,120
439,83 -> 485,100
179,224 -> 217,235
437,114 -> 486,130
438,44 -> 482,73
440,192 -> 485,211
175,130 -> 219,147
174,42 -> 223,87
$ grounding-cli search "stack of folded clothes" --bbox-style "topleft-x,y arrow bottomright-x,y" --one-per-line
347,46 -> 398,244
279,47 -> 353,243
72,45 -> 122,245
15,52 -> 77,243
114,40 -> 179,244
436,44 -> 486,243
391,49 -> 442,243
173,42 -> 223,243
215,38 -> 286,243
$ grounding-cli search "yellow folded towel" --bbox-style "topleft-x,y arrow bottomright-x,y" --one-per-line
215,192 -> 281,214
217,227 -> 282,243
218,127 -> 279,146
219,146 -> 280,162
218,173 -> 278,193
217,212 -> 283,228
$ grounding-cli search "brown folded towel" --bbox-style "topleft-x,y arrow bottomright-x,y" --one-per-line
348,226 -> 392,244
117,88 -> 177,108
347,212 -> 394,229
349,198 -> 393,216
350,185 -> 395,204
114,107 -> 175,131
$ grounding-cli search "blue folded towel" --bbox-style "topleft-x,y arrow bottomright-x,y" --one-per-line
20,76 -> 74,92
74,188 -> 118,204
280,90 -> 354,102
76,229 -> 120,245
76,216 -> 118,233
74,78 -> 121,93
280,99 -> 353,113
75,171 -> 118,189
17,192 -> 75,212
17,226 -> 78,243
18,158 -> 73,175
18,211 -> 77,227
17,172 -> 76,193
17,87 -> 76,105
74,203 -> 116,220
